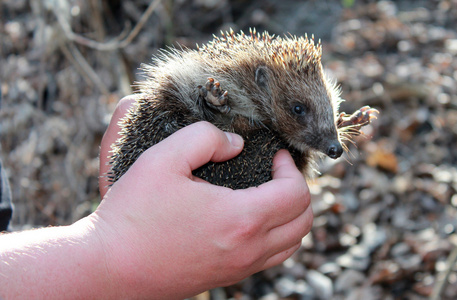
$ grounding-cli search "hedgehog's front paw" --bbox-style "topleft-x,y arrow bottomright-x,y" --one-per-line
337,106 -> 379,130
198,78 -> 230,114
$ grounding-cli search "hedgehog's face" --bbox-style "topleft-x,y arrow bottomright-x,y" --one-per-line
282,92 -> 343,159
255,65 -> 343,159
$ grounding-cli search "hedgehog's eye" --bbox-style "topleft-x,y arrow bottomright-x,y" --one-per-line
292,104 -> 306,116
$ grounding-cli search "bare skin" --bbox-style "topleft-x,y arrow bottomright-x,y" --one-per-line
99,96 -> 137,197
1,98 -> 313,299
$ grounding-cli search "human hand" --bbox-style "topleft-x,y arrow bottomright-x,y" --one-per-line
93,97 -> 313,299
99,96 -> 137,198
0,98 -> 312,300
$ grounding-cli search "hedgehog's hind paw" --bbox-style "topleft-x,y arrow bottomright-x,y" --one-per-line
337,106 -> 379,130
198,77 -> 231,114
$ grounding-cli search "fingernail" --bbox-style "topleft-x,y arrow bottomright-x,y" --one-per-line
225,132 -> 243,148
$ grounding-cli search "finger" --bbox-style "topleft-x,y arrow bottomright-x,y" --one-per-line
234,150 -> 310,229
261,242 -> 302,271
99,96 -> 137,198
142,121 -> 244,176
266,204 -> 313,256
271,149 -> 304,180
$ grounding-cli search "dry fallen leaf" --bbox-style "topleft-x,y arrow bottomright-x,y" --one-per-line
366,140 -> 399,173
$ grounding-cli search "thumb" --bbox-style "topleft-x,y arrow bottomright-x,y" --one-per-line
141,121 -> 244,175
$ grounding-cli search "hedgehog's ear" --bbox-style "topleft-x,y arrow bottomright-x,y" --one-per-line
255,66 -> 271,93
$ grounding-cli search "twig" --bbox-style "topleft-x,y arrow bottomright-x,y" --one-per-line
60,42 -> 109,96
36,0 -> 47,111
430,245 -> 457,300
89,0 -> 106,42
52,0 -> 162,51
59,43 -> 93,87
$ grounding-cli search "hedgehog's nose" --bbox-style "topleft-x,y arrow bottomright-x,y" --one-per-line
326,142 -> 343,159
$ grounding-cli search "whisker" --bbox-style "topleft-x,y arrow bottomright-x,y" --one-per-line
342,154 -> 354,165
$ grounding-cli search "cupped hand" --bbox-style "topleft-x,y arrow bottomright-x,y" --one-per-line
94,96 -> 313,299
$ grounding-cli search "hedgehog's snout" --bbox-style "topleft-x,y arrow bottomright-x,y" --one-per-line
326,142 -> 343,159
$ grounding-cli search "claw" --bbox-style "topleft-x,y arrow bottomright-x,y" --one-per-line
205,78 -> 214,91
212,81 -> 221,97
337,105 -> 379,129
198,78 -> 231,114
220,91 -> 228,105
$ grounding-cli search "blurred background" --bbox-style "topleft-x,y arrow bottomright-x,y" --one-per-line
1,0 -> 457,298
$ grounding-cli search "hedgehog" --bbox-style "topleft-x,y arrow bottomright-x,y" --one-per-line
108,29 -> 378,189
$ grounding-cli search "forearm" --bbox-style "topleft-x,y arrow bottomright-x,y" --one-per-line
0,217 -> 113,300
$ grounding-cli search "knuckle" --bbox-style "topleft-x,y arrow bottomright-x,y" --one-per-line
130,148 -> 165,179
293,180 -> 311,207
234,254 -> 258,271
192,121 -> 229,150
226,251 -> 259,274
190,121 -> 223,144
281,179 -> 310,212
192,121 -> 217,133
303,207 -> 314,234
294,208 -> 314,241
233,218 -> 261,241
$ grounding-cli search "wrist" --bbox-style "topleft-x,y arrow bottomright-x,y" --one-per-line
89,202 -> 209,299
69,215 -> 120,298
87,208 -> 168,299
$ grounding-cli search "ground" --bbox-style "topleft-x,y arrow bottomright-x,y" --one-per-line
1,0 -> 457,299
